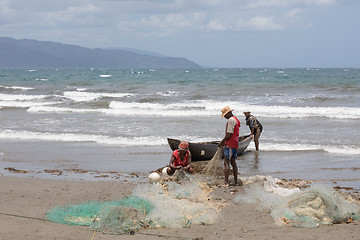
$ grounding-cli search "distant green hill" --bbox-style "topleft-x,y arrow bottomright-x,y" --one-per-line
0,37 -> 201,69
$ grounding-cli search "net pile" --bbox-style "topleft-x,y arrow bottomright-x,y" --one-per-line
46,196 -> 155,234
133,172 -> 227,228
282,189 -> 360,228
46,173 -> 226,234
235,178 -> 360,228
201,147 -> 224,177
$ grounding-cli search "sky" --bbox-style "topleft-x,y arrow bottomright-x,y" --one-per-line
1,0 -> 359,68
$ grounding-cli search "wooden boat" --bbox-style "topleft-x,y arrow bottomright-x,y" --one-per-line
167,135 -> 251,161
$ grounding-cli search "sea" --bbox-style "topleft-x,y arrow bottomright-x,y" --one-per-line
0,68 -> 359,191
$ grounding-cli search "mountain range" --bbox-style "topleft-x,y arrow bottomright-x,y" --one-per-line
0,37 -> 201,69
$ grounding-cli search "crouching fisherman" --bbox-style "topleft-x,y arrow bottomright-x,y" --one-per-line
167,141 -> 194,175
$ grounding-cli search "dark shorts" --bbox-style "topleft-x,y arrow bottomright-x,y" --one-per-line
253,127 -> 262,135
224,147 -> 237,160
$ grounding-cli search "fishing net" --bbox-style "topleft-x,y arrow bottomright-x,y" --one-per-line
46,173 -> 226,234
46,196 -> 155,234
133,172 -> 227,228
235,177 -> 360,228
282,189 -> 360,228
202,147 -> 224,177
91,206 -> 149,233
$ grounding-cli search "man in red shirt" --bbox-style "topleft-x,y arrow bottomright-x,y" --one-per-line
218,106 -> 240,186
167,141 -> 193,175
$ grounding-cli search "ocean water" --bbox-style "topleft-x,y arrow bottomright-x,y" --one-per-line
0,68 -> 359,189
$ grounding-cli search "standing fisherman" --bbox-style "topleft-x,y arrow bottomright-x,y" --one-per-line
218,106 -> 240,186
243,110 -> 263,151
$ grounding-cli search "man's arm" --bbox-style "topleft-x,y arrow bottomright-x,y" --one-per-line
219,118 -> 235,147
169,154 -> 180,169
218,132 -> 232,147
183,151 -> 192,170
249,118 -> 255,138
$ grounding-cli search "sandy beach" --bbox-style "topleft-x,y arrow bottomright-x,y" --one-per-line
0,175 -> 359,240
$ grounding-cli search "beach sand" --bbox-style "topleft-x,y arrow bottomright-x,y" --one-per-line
0,176 -> 359,240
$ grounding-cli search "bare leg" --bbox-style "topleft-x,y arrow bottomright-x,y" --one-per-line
224,157 -> 230,185
254,132 -> 260,151
230,157 -> 238,185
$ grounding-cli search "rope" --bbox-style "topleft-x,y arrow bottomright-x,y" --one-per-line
0,212 -> 46,222
137,232 -> 200,239
91,231 -> 96,240
0,211 -> 203,240
0,212 -> 98,240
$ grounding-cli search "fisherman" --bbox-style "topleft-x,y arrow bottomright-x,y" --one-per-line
243,110 -> 263,151
218,106 -> 240,186
167,140 -> 194,175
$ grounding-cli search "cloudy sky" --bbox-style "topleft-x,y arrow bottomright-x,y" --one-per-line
1,0 -> 359,67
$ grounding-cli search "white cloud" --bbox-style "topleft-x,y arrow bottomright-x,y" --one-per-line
248,0 -> 336,8
0,0 -> 16,22
0,0 -> 340,34
248,16 -> 283,30
66,4 -> 100,14
0,0 -> 14,14
116,13 -> 194,36
0,0 -> 345,45
233,16 -> 283,31
206,19 -> 227,31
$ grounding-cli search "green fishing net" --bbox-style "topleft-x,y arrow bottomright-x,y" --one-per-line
236,180 -> 360,229
46,177 -> 224,234
282,190 -> 360,228
46,196 -> 155,234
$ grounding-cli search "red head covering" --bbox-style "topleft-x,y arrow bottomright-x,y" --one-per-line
178,141 -> 189,150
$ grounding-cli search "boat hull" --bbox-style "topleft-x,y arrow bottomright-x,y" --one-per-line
167,135 -> 251,161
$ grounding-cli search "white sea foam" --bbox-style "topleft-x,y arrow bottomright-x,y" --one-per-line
258,142 -> 360,155
27,106 -> 101,113
0,129 -> 358,154
0,85 -> 34,91
193,100 -> 360,120
252,105 -> 360,120
109,101 -> 215,116
76,88 -> 87,91
156,91 -> 181,97
36,78 -> 48,81
28,104 -> 214,116
0,130 -> 166,146
189,100 -> 360,119
0,93 -> 47,101
0,93 -> 53,108
99,75 -> 112,78
0,101 -> 57,108
63,91 -> 134,102
26,100 -> 360,120
110,100 -> 360,119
